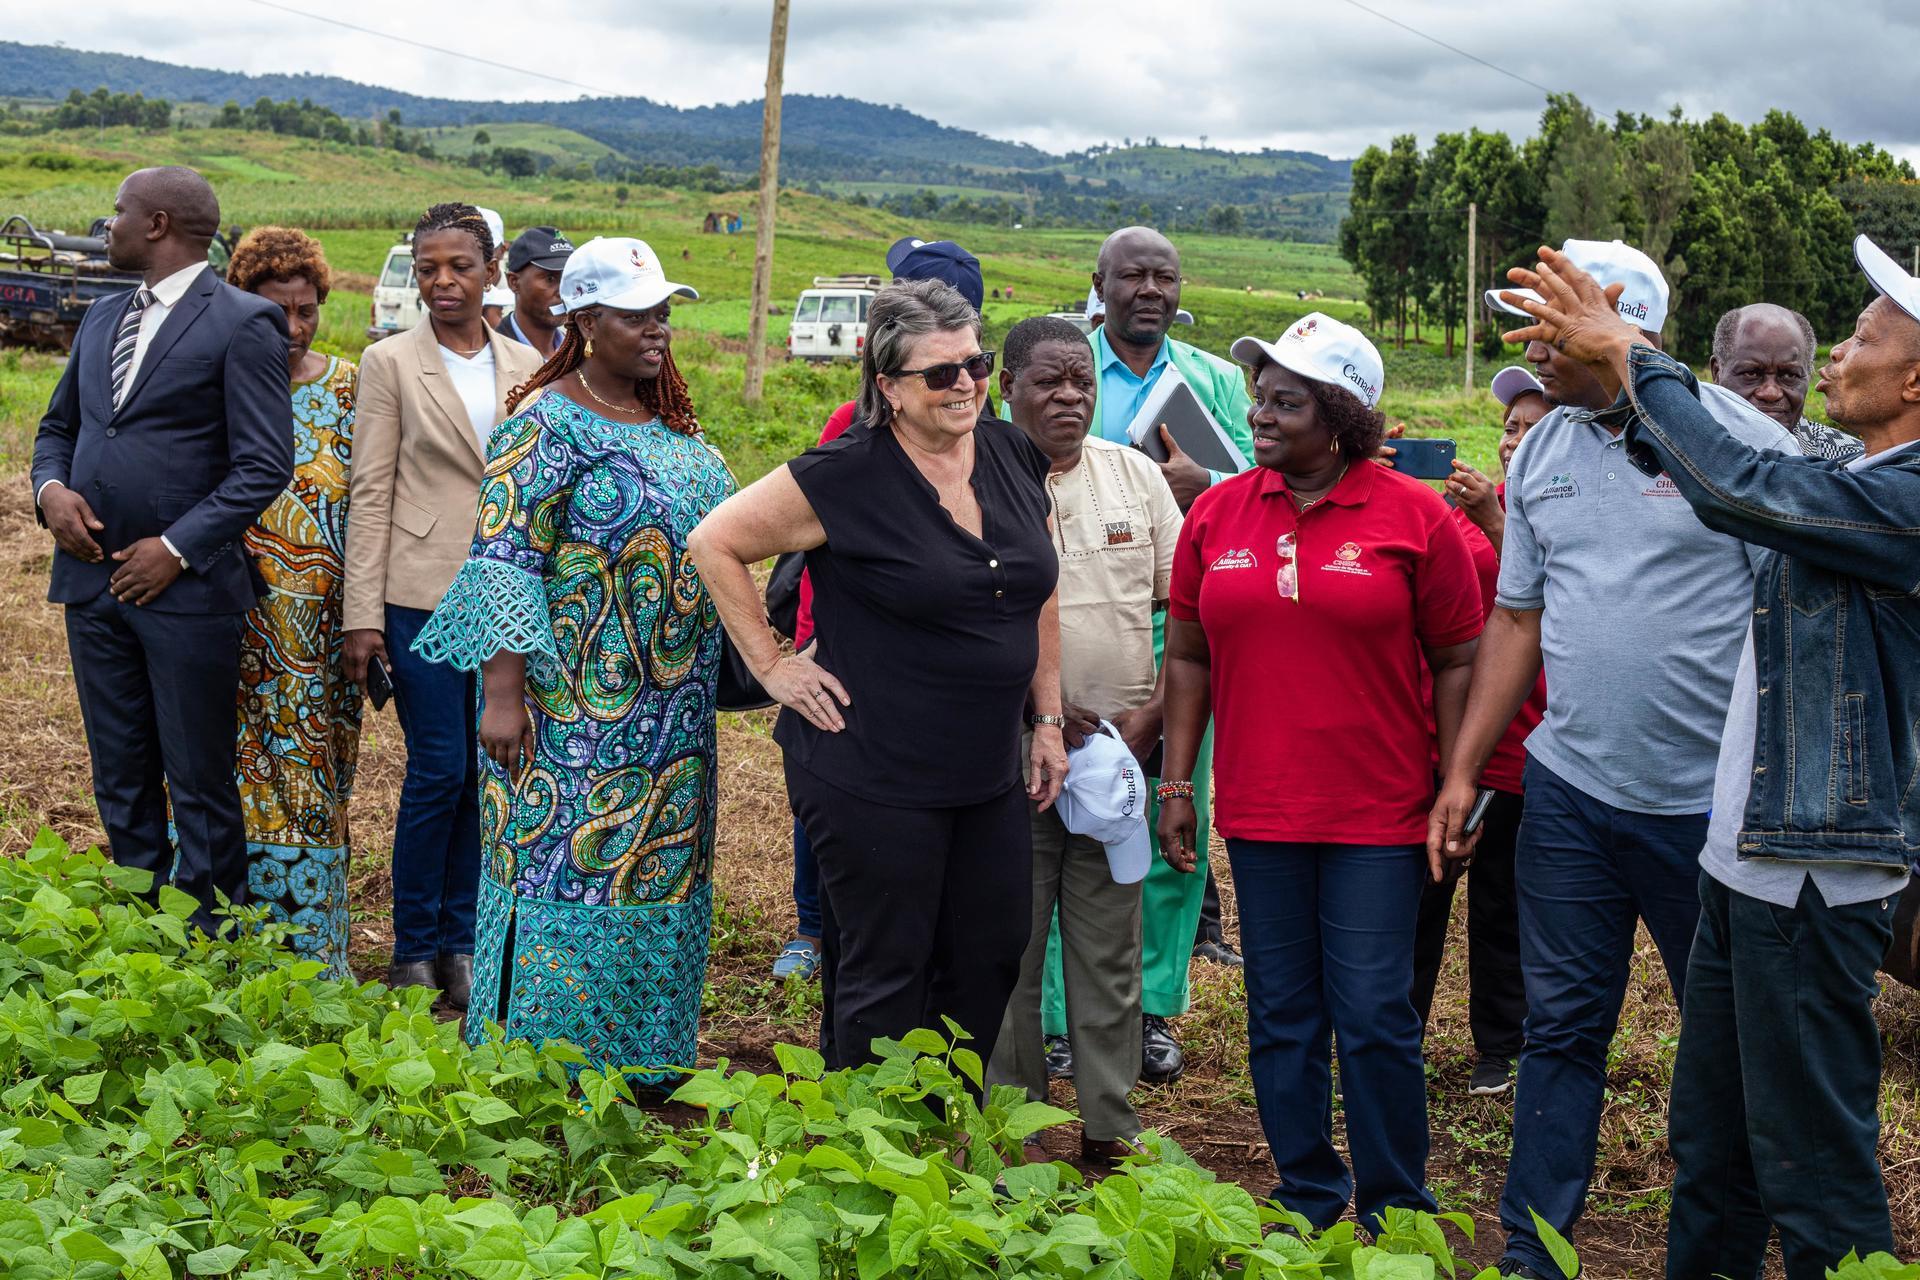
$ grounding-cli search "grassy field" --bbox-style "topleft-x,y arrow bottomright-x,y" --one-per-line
0,126 -> 1814,1275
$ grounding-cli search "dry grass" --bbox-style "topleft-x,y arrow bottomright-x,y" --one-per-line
5,454 -> 1920,1278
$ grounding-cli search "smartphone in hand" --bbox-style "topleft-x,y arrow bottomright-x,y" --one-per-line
366,655 -> 395,712
1390,438 -> 1457,479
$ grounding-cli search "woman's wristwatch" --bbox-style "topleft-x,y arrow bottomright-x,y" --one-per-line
1029,713 -> 1066,729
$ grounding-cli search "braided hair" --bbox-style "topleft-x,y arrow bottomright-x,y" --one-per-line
413,201 -> 493,261
505,310 -> 701,436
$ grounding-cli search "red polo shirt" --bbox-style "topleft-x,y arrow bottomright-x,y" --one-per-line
1453,500 -> 1546,794
1170,461 -> 1483,845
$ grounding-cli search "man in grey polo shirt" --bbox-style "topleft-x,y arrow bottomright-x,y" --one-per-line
1427,239 -> 1797,1280
1493,236 -> 1920,1280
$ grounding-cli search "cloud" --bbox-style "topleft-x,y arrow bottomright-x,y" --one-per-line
12,0 -> 1920,163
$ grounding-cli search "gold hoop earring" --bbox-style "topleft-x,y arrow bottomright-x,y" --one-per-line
584,339 -> 594,359
1328,437 -> 1339,453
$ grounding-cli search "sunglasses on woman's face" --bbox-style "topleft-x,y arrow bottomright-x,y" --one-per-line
894,350 -> 996,392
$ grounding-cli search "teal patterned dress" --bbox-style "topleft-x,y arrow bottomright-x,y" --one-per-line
411,389 -> 736,1079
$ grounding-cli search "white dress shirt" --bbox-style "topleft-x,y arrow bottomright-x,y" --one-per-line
40,262 -> 212,566
440,343 -> 500,451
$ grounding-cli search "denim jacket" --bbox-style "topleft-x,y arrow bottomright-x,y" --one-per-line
1624,345 -> 1920,869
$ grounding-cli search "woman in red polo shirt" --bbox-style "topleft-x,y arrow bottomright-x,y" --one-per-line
1156,313 -> 1483,1232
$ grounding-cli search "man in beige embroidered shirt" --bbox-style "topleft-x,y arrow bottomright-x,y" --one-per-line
987,315 -> 1183,1165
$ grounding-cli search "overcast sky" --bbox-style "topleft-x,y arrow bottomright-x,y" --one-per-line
19,1 -> 1920,163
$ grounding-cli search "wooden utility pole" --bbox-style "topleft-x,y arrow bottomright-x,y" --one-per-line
1463,202 -> 1477,392
743,0 -> 790,404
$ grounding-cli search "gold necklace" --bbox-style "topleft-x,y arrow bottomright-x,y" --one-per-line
1292,462 -> 1349,511
577,366 -> 645,417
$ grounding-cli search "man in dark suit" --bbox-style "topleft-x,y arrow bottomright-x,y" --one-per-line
32,166 -> 293,931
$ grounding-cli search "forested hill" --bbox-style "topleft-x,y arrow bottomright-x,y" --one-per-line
0,41 -> 1049,172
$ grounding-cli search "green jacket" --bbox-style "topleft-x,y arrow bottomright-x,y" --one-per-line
1088,330 -> 1256,478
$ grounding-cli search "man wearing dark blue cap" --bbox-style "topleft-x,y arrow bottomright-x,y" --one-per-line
886,236 -> 985,312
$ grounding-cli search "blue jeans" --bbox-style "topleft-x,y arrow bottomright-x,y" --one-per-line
385,604 -> 481,964
1499,757 -> 1706,1278
792,816 -> 822,939
1227,838 -> 1435,1232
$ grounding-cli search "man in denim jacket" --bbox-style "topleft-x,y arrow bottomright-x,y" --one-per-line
1483,237 -> 1920,1280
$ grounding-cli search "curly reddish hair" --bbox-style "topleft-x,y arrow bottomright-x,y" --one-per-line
227,226 -> 332,302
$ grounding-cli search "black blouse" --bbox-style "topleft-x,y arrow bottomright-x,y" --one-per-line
776,415 -> 1058,807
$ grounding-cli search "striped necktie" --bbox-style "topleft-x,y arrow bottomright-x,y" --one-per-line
110,287 -> 155,409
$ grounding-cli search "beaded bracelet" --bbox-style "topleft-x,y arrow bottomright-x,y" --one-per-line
1155,780 -> 1195,801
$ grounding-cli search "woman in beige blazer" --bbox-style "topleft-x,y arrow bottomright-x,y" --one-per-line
342,202 -> 542,1006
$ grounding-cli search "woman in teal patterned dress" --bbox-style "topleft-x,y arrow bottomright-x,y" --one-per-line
412,238 -> 731,1079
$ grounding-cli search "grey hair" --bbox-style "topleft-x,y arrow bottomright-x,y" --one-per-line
856,278 -> 982,431
1712,303 -> 1816,373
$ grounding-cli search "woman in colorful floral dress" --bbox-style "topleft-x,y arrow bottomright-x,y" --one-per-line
412,238 -> 732,1079
225,227 -> 362,977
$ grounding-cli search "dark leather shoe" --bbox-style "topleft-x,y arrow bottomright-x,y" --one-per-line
1080,1136 -> 1137,1169
1044,1034 -> 1074,1080
388,959 -> 437,992
1193,939 -> 1244,967
438,953 -> 474,1011
1141,1014 -> 1185,1084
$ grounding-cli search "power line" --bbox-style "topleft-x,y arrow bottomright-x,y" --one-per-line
1336,0 -> 1556,98
241,0 -> 623,99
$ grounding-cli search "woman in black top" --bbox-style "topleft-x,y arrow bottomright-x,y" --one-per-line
690,278 -> 1065,1072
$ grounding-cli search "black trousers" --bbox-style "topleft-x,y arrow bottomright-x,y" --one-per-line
1411,787 -> 1526,1062
1666,872 -> 1897,1280
66,591 -> 247,931
785,758 -> 1033,1074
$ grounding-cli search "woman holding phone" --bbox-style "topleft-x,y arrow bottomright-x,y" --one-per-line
342,202 -> 542,1007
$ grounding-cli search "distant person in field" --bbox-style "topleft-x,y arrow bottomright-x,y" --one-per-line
1507,234 -> 1920,1280
342,202 -> 542,1009
1710,302 -> 1862,461
987,315 -> 1183,1168
1043,225 -> 1257,1092
1429,240 -> 1799,1280
773,234 -> 987,992
1408,364 -> 1550,1100
223,226 -> 364,978
31,165 -> 292,935
496,226 -> 575,355
691,279 -> 1064,1077
475,206 -> 513,329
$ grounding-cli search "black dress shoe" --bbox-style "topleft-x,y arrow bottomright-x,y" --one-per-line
438,953 -> 474,1012
1193,939 -> 1244,967
1080,1136 -> 1139,1169
1140,1014 -> 1185,1084
388,960 -> 437,992
1044,1034 -> 1074,1081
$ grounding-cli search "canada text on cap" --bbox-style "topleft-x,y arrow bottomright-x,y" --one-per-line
1485,238 -> 1671,333
1231,312 -> 1385,411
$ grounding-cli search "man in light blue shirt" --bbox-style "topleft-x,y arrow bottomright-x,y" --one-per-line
1087,227 -> 1254,506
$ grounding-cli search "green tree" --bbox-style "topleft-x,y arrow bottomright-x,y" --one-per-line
472,128 -> 491,148
1624,118 -> 1694,266
1545,100 -> 1628,242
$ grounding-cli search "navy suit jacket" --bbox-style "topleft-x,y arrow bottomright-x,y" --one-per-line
32,267 -> 294,614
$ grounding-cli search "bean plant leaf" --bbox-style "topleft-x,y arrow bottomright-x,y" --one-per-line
1528,1211 -> 1580,1280
184,1244 -> 247,1275
61,1072 -> 105,1106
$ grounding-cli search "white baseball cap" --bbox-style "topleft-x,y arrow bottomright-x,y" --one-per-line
1490,365 -> 1546,408
551,237 -> 699,316
1055,724 -> 1152,885
1485,238 -> 1669,333
475,207 -> 513,307
1856,233 -> 1920,328
1231,312 -> 1384,410
1084,285 -> 1104,320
